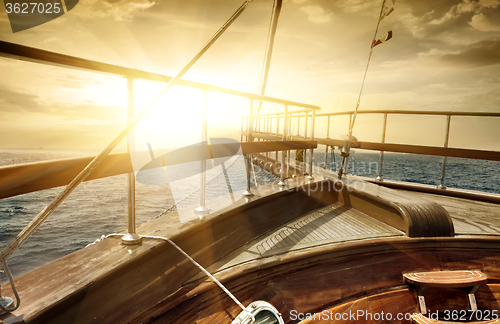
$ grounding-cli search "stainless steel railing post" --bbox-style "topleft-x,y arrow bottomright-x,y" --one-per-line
287,114 -> 291,177
278,105 -> 288,186
122,78 -> 142,245
304,111 -> 308,141
240,117 -> 244,142
438,115 -> 451,189
307,109 -> 315,180
275,114 -> 279,160
323,145 -> 329,170
323,115 -> 330,169
258,116 -> 261,140
326,115 -> 330,139
243,99 -> 254,197
195,90 -> 210,216
376,113 -> 388,181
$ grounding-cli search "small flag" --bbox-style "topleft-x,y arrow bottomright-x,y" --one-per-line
380,0 -> 395,21
371,30 -> 393,48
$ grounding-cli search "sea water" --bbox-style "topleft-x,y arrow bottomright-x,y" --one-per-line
0,149 -> 277,281
0,149 -> 499,281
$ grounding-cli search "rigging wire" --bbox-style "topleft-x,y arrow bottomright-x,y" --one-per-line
256,0 -> 283,116
339,0 -> 392,179
348,0 -> 390,135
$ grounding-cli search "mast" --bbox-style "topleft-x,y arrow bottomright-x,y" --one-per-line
256,0 -> 283,116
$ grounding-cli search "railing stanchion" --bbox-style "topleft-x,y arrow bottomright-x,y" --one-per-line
243,99 -> 254,197
304,111 -> 308,141
323,145 -> 329,170
195,90 -> 210,216
258,116 -> 261,141
324,115 -> 330,169
326,116 -> 330,139
278,106 -> 288,186
287,114 -> 291,177
265,116 -> 269,163
297,116 -> 301,136
438,115 -> 451,189
377,113 -> 388,181
275,114 -> 279,160
307,109 -> 315,180
240,117 -> 243,142
122,78 -> 142,245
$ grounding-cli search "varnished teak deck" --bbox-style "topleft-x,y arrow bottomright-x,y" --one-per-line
1,175 -> 500,324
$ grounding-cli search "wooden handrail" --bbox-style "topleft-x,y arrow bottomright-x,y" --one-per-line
251,110 -> 500,118
317,138 -> 500,161
0,41 -> 320,110
316,110 -> 500,117
247,132 -> 500,161
0,140 -> 317,199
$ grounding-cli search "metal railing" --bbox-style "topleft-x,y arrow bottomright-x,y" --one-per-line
241,103 -> 320,187
0,38 -> 320,256
245,109 -> 500,189
316,110 -> 500,187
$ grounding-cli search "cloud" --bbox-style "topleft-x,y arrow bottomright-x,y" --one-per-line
430,0 -> 500,25
436,40 -> 500,68
300,5 -> 332,23
0,86 -> 124,122
0,88 -> 44,113
469,12 -> 500,31
478,0 -> 500,8
77,0 -> 155,21
459,87 -> 500,110
336,0 -> 380,15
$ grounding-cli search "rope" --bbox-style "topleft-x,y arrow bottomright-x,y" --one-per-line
105,234 -> 246,311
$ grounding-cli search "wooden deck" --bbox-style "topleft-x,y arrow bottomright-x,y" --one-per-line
401,190 -> 500,236
253,201 -> 403,256
2,174 -> 500,324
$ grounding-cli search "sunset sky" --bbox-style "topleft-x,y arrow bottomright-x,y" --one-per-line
0,0 -> 499,151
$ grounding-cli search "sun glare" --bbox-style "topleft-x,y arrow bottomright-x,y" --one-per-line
131,80 -> 249,153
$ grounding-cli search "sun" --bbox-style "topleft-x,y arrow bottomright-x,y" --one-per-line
132,79 -> 249,152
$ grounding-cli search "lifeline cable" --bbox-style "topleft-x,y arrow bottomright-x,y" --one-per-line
105,234 -> 247,311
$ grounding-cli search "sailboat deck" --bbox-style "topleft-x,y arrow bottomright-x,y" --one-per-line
202,199 -> 404,274
253,201 -> 403,257
205,182 -> 500,275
